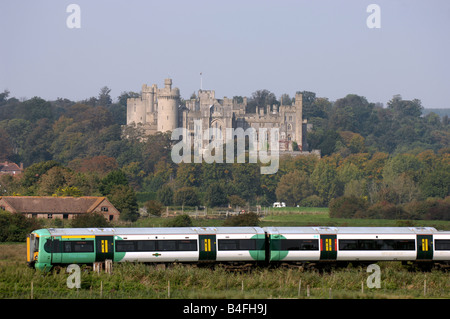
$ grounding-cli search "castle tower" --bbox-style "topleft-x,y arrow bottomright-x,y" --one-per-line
157,78 -> 180,132
294,92 -> 303,151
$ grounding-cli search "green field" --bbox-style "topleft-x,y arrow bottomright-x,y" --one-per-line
1,210 -> 449,300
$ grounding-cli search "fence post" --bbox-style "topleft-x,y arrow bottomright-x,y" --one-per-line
424,279 -> 427,296
105,259 -> 112,274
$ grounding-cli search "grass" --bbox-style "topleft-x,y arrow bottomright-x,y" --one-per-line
1,210 -> 449,299
1,243 -> 449,299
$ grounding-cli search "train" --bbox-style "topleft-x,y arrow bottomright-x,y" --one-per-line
27,226 -> 450,271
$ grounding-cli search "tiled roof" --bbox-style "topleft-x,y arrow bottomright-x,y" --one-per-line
0,196 -> 109,213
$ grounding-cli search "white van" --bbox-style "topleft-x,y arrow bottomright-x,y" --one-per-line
273,202 -> 286,208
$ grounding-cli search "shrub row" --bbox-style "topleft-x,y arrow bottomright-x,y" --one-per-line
329,196 -> 450,220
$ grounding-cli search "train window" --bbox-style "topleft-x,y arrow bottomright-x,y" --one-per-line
435,240 -> 450,251
158,240 -> 177,251
137,241 -> 156,251
115,240 -> 197,252
44,239 -> 61,253
63,241 -> 94,253
116,241 -> 136,252
339,239 -> 415,250
218,239 -> 258,250
178,240 -> 197,251
280,239 -> 319,251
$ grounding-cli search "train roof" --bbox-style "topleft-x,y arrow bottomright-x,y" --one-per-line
34,226 -> 450,237
39,227 -> 265,237
264,227 -> 447,235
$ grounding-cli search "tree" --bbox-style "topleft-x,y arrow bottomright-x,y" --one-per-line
0,210 -> 42,242
98,86 -> 112,106
37,166 -> 74,196
21,160 -> 62,190
275,170 -> 313,206
71,212 -> 110,228
99,170 -> 129,195
311,160 -> 342,205
205,182 -> 228,207
108,184 -> 139,222
0,128 -> 13,161
174,186 -> 200,207
420,169 -> 450,199
329,196 -> 368,218
145,200 -> 164,217
157,185 -> 174,206
223,212 -> 260,226
165,214 -> 193,227
387,95 -> 423,118
246,89 -> 278,113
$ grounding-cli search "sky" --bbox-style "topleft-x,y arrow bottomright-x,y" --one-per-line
0,0 -> 449,108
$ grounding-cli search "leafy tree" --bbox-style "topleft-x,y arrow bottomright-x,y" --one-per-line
223,212 -> 260,226
98,86 -> 112,106
228,194 -> 246,208
174,186 -> 200,207
205,182 -> 228,207
165,214 -> 193,227
420,168 -> 450,198
246,89 -> 278,113
21,160 -> 61,189
70,212 -> 110,228
0,128 -> 13,161
311,161 -> 342,205
37,166 -> 74,196
157,184 -> 174,206
275,170 -> 313,206
0,210 -> 42,242
329,196 -> 368,218
108,184 -> 139,222
99,169 -> 129,195
145,200 -> 164,217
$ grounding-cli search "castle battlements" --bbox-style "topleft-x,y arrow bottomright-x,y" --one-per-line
126,79 -> 308,152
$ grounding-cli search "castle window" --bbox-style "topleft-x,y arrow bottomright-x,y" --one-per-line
287,124 -> 292,131
289,116 -> 292,121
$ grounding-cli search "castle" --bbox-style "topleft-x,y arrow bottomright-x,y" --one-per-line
126,78 -> 310,152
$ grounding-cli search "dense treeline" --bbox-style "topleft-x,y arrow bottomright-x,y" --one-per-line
0,88 -> 449,221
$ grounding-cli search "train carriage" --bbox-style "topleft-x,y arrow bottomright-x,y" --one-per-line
264,227 -> 321,262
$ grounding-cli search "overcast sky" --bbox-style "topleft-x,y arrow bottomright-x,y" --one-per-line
1,0 -> 449,108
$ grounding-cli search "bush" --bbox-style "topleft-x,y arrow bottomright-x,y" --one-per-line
174,187 -> 200,207
425,199 -> 450,220
329,196 -> 368,218
300,195 -> 324,207
70,212 -> 110,228
145,200 -> 164,217
0,211 -> 42,242
165,214 -> 193,227
358,201 -> 409,219
223,212 -> 259,226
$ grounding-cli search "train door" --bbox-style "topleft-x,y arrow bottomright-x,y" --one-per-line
320,234 -> 337,260
51,236 -> 62,264
417,235 -> 433,260
199,235 -> 216,261
95,236 -> 114,262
